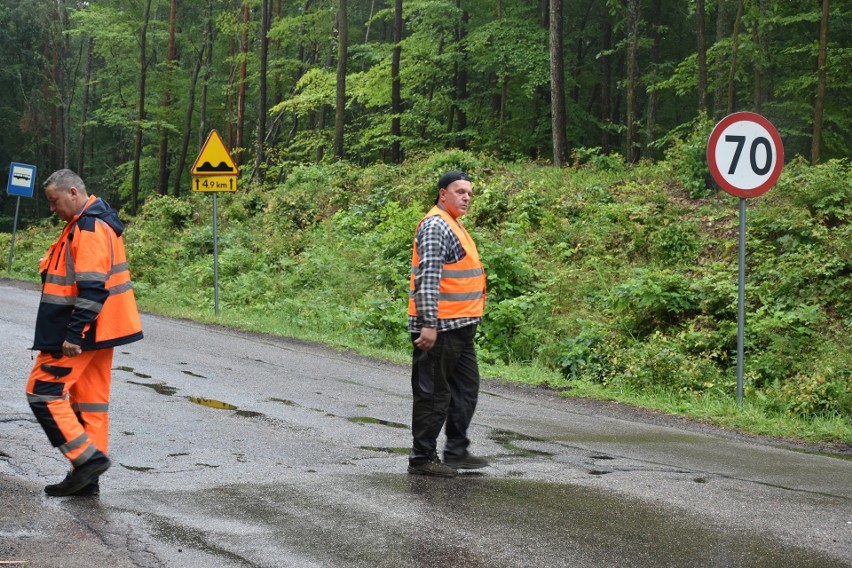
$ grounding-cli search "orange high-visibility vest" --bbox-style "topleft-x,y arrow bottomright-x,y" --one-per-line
408,206 -> 486,320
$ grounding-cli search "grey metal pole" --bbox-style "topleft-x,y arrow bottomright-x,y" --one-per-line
213,192 -> 220,316
7,196 -> 21,273
736,198 -> 746,406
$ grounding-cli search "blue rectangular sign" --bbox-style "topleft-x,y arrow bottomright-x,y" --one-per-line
7,162 -> 37,198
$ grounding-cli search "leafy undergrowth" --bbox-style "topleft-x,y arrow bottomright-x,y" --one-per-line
3,148 -> 849,445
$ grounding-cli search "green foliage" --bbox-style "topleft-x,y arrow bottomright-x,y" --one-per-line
555,320 -> 613,381
612,269 -> 699,336
4,152 -> 849,440
661,116 -> 716,199
781,158 -> 851,227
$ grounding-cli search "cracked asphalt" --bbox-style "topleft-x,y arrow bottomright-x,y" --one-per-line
1,281 -> 850,567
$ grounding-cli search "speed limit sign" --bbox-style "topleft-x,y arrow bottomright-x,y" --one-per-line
707,112 -> 784,198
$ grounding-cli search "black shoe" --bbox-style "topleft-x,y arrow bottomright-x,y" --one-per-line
45,457 -> 111,497
408,454 -> 457,478
444,452 -> 489,470
46,473 -> 101,496
75,478 -> 100,496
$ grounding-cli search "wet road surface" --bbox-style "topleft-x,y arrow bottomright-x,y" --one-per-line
1,282 -> 850,567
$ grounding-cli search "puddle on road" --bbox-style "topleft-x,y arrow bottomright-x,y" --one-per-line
121,464 -> 154,472
189,397 -> 237,410
358,446 -> 409,455
489,428 -> 554,458
188,397 -> 266,420
348,416 -> 408,429
128,381 -> 178,396
235,410 -> 264,418
182,370 -> 206,378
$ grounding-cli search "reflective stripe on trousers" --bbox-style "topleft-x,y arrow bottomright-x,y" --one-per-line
26,348 -> 113,465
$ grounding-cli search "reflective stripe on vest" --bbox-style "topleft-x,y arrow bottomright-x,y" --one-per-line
408,206 -> 486,320
38,197 -> 142,346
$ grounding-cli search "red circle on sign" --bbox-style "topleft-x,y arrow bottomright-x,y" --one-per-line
707,112 -> 784,198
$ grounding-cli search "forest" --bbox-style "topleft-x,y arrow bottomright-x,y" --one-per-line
0,0 -> 849,221
0,1 -> 849,441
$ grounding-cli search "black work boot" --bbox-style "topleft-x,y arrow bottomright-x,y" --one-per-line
45,456 -> 111,497
444,451 -> 489,470
408,452 -> 457,477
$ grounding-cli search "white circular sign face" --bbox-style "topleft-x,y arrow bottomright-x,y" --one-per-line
707,112 -> 784,198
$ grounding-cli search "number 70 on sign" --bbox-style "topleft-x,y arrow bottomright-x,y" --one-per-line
707,112 -> 784,199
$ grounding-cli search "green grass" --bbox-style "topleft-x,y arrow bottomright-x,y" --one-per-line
134,290 -> 852,447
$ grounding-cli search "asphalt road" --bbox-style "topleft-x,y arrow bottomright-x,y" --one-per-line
1,280 -> 850,568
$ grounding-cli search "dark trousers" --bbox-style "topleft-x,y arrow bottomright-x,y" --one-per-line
410,325 -> 480,463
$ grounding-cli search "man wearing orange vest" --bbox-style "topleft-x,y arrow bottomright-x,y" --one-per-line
26,169 -> 143,496
407,170 -> 489,477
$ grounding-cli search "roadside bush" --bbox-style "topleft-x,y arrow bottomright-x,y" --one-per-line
555,320 -> 613,381
782,158 -> 851,227
612,269 -> 699,336
607,332 -> 726,394
478,292 -> 550,364
767,368 -> 852,418
136,194 -> 195,229
661,115 -> 716,199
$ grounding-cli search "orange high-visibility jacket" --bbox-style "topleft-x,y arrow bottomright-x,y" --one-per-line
408,206 -> 486,320
32,195 -> 143,351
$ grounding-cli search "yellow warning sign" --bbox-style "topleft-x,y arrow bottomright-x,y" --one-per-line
191,130 -> 238,176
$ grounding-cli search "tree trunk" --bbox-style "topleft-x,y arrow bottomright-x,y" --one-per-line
726,0 -> 744,115
227,36 -> 235,148
645,0 -> 661,158
131,0 -> 153,216
157,0 -> 177,196
174,41 -> 207,197
600,14 -> 612,152
696,0 -> 707,114
49,2 -> 59,170
77,37 -> 94,176
56,0 -> 72,169
199,0 -> 214,150
549,0 -> 567,167
625,0 -> 641,163
364,0 -> 376,43
237,1 -> 250,165
254,0 -> 271,178
391,0 -> 403,163
236,1 -> 249,166
453,5 -> 469,150
713,0 -> 730,119
333,0 -> 347,160
811,0 -> 829,165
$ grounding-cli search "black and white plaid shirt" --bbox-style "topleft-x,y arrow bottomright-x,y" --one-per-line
408,215 -> 482,333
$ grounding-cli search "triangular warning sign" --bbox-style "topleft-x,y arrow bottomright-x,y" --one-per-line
191,130 -> 238,176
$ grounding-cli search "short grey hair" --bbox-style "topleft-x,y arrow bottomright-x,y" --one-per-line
44,169 -> 86,194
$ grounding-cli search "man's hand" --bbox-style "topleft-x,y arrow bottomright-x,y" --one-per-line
414,327 -> 437,352
62,340 -> 82,358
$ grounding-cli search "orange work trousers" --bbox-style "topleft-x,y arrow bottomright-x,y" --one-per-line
26,348 -> 113,467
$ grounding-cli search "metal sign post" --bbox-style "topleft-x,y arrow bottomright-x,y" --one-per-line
8,195 -> 22,273
213,193 -> 219,315
6,162 -> 37,273
190,130 -> 238,316
707,112 -> 784,406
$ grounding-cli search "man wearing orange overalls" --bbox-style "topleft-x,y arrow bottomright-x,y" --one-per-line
26,169 -> 143,496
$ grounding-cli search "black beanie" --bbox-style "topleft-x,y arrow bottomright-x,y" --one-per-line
437,170 -> 470,190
